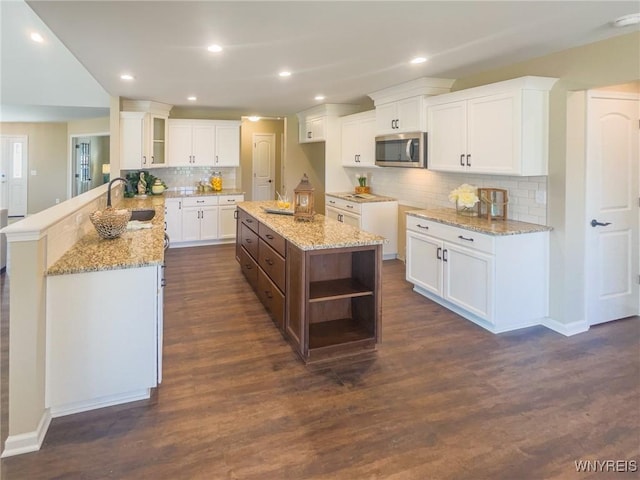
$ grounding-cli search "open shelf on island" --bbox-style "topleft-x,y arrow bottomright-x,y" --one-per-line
309,278 -> 374,302
308,318 -> 374,349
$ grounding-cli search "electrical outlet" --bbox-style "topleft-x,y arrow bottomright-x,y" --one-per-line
55,198 -> 60,204
535,190 -> 547,204
30,170 -> 37,176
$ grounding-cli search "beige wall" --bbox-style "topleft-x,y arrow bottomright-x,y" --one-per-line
284,115 -> 326,213
451,31 -> 640,327
67,117 -> 109,136
240,119 -> 284,200
0,123 -> 67,214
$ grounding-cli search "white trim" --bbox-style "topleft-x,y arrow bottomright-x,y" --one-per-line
1,409 -> 52,458
50,389 -> 151,418
542,317 -> 590,337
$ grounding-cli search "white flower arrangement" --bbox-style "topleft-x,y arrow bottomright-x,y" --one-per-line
449,183 -> 479,208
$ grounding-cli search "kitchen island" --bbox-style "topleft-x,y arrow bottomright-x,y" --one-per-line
236,201 -> 383,362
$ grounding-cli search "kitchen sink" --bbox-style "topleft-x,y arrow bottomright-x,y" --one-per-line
130,209 -> 155,221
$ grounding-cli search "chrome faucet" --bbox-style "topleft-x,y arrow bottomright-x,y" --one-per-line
106,177 -> 129,208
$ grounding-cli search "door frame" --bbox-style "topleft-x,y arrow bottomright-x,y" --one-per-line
252,132 -> 276,201
584,89 -> 640,324
68,131 -> 109,199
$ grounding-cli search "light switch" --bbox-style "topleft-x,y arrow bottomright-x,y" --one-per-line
30,170 -> 37,176
535,190 -> 546,204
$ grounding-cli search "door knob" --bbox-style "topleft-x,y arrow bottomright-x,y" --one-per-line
590,219 -> 612,227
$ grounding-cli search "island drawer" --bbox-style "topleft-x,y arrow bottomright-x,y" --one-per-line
240,223 -> 259,260
239,246 -> 258,291
258,239 -> 285,293
259,223 -> 286,257
238,208 -> 259,233
258,268 -> 285,329
182,196 -> 219,207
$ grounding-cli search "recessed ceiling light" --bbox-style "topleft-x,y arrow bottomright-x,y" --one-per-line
248,116 -> 261,122
314,95 -> 325,101
612,13 -> 640,27
410,57 -> 427,64
279,71 -> 292,77
207,44 -> 223,53
120,74 -> 135,81
30,32 -> 44,43
187,96 -> 197,101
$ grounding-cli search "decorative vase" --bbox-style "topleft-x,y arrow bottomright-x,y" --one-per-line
355,186 -> 370,194
456,200 -> 478,217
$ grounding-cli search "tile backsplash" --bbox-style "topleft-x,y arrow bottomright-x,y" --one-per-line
122,167 -> 237,191
353,168 -> 547,225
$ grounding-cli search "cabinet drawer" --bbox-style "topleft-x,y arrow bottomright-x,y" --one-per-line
259,223 -> 286,258
239,246 -> 258,291
238,208 -> 258,233
240,223 -> 259,260
258,239 -> 285,293
182,196 -> 218,207
218,194 -> 244,206
406,215 -> 494,254
257,268 -> 285,330
325,196 -> 362,214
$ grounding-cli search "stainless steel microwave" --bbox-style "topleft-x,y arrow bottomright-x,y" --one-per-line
375,132 -> 427,168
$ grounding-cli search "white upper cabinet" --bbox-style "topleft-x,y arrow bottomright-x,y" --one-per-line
298,114 -> 327,143
168,119 -> 240,167
368,77 -> 455,136
296,104 -> 360,145
340,110 -> 376,167
375,96 -> 424,135
214,122 -> 241,167
120,101 -> 171,170
426,76 -> 558,176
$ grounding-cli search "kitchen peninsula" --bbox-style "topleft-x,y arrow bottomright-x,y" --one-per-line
236,201 -> 383,362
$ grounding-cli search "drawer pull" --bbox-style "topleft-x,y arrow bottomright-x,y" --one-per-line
265,234 -> 274,240
244,264 -> 252,270
245,238 -> 252,244
265,291 -> 273,299
227,199 -> 236,202
197,200 -> 205,203
246,218 -> 253,223
346,204 -> 354,209
458,235 -> 474,242
416,224 -> 429,230
329,200 -> 336,204
265,258 -> 274,266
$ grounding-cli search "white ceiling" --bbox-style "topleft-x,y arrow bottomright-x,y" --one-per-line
2,1 -> 639,122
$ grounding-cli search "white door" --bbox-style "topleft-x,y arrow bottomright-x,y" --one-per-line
427,101 -> 467,172
0,135 -> 28,216
181,208 -> 201,241
406,231 -> 443,296
200,206 -> 219,240
586,92 -> 639,325
168,123 -> 195,166
252,133 -> 276,201
218,206 -> 238,239
215,125 -> 240,166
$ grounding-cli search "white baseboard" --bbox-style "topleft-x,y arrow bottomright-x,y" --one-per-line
2,409 -> 52,458
50,389 -> 151,418
169,238 -> 235,249
542,317 -> 590,336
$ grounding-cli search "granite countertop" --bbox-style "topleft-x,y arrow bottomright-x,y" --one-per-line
407,207 -> 552,236
238,201 -> 384,251
47,196 -> 166,276
164,188 -> 244,199
326,192 -> 397,203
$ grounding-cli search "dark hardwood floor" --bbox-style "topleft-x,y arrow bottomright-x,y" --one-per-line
1,244 -> 638,479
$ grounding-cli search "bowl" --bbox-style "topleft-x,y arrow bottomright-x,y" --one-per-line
90,207 -> 131,239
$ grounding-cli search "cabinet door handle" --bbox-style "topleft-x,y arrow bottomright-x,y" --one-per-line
466,154 -> 471,167
346,204 -> 354,209
216,155 -> 219,164
265,234 -> 274,240
443,249 -> 448,262
179,201 -> 182,209
458,235 -> 474,242
460,154 -> 465,167
437,247 -> 442,260
234,210 -> 238,219
307,131 -> 312,139
143,156 -> 147,165
416,224 -> 429,230
338,214 -> 343,222
164,221 -> 167,231
151,156 -> 155,164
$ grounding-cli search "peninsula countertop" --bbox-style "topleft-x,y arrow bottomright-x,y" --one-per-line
407,207 -> 552,236
237,201 -> 384,251
326,192 -> 397,203
164,188 -> 244,199
47,196 -> 166,276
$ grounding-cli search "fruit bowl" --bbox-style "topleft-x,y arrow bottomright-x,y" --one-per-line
90,207 -> 131,239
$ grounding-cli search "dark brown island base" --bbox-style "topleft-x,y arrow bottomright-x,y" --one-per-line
236,201 -> 384,363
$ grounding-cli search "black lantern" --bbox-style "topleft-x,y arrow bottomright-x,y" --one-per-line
293,173 -> 315,221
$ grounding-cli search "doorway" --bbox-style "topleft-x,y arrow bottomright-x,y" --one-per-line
0,135 -> 28,217
585,89 -> 639,325
252,133 -> 276,201
70,135 -> 110,197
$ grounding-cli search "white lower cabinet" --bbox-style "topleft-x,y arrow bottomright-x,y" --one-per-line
325,195 -> 398,259
46,265 -> 161,416
406,214 -> 548,333
166,194 -> 244,246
